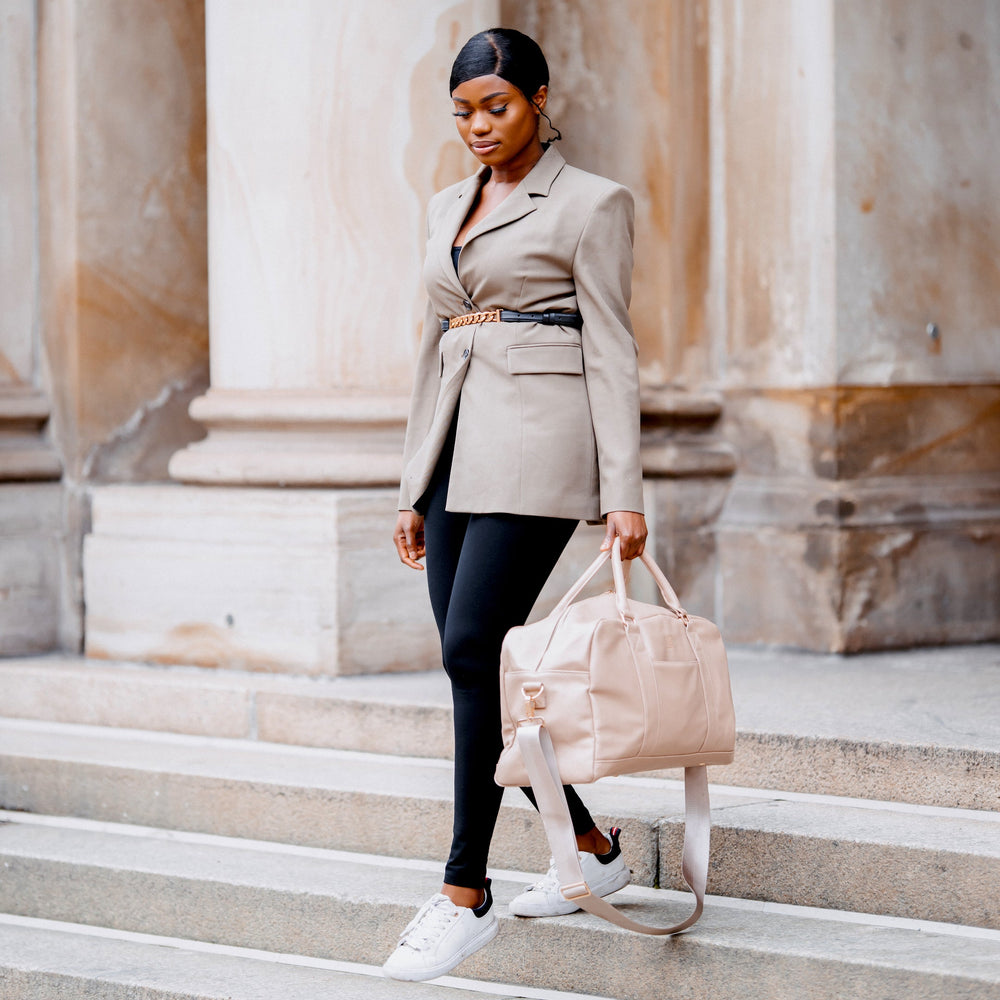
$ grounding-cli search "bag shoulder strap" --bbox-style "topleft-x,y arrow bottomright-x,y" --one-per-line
515,721 -> 709,935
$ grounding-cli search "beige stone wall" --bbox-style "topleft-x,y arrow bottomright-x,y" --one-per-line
501,1 -> 1000,394
835,0 -> 1000,385
38,0 -> 209,482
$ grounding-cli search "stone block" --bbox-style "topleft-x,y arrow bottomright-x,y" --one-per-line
83,484 -> 439,676
718,506 -> 1000,651
644,476 -> 732,621
835,3 -> 1000,386
657,795 -> 1000,927
255,688 -> 453,757
717,385 -> 1000,650
0,485 -> 66,655
718,520 -> 842,649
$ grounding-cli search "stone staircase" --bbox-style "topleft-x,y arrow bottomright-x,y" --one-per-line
0,645 -> 998,999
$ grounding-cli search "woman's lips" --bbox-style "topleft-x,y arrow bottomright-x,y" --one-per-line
471,141 -> 500,153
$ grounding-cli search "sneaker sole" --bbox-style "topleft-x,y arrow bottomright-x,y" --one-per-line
382,917 -> 499,982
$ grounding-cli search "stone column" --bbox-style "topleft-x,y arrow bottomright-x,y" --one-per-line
167,0 -> 427,488
83,1 -> 502,674
711,0 -> 1000,650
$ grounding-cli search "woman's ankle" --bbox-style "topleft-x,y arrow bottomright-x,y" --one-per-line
441,883 -> 486,908
575,826 -> 611,855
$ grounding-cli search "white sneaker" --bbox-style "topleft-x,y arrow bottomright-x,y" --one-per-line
382,878 -> 499,982
509,827 -> 630,917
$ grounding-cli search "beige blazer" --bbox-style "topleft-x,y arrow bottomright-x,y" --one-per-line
398,145 -> 643,522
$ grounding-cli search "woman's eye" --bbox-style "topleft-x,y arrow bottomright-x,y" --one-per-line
489,106 -> 508,115
452,111 -> 471,119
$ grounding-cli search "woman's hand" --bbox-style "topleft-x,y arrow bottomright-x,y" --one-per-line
601,511 -> 647,561
394,511 -> 426,570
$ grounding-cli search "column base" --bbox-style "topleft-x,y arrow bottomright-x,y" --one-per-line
83,484 -> 438,675
0,387 -> 63,480
718,476 -> 1000,652
717,384 -> 1000,651
0,483 -> 69,654
0,390 -> 76,653
167,388 -> 408,487
640,387 -> 738,621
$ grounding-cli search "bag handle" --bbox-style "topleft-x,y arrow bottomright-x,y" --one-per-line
547,546 -> 615,620
634,548 -> 683,615
515,720 -> 709,935
551,536 -> 685,621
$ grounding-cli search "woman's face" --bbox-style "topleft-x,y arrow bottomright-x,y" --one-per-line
450,73 -> 546,168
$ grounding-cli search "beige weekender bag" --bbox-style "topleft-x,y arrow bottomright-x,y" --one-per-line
495,538 -> 735,935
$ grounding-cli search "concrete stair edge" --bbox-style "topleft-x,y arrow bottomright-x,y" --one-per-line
0,654 -> 997,811
0,915 -> 615,1000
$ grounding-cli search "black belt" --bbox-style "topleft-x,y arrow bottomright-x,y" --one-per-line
441,309 -> 583,333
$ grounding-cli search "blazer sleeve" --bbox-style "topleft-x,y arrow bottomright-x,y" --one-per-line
397,295 -> 442,511
572,184 -> 644,517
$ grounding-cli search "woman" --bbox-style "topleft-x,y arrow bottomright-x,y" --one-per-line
386,27 -> 647,982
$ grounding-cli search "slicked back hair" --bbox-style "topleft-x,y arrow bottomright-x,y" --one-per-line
449,28 -> 550,102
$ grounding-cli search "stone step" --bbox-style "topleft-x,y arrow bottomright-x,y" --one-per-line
0,915 -> 616,1000
0,646 -> 998,809
1,719 -> 997,928
1,812 -> 998,1000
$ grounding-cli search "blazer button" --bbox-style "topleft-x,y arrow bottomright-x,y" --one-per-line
463,299 -> 472,310
462,349 -> 470,359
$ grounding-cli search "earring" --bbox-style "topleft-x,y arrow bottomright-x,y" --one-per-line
534,104 -> 562,142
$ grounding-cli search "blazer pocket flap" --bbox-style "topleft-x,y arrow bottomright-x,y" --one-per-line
507,343 -> 583,375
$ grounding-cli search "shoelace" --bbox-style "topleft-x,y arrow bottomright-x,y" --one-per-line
399,895 -> 459,951
528,856 -> 581,894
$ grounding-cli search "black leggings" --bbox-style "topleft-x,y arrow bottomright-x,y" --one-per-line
418,417 -> 598,889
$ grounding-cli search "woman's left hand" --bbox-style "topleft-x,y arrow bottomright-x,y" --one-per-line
601,511 -> 647,561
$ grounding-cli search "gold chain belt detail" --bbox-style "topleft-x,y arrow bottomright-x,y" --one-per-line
447,309 -> 502,329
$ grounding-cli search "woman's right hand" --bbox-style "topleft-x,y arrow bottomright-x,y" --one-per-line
394,511 -> 426,570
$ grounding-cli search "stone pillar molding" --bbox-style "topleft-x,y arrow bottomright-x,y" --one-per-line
168,388 -> 409,486
0,387 -> 63,481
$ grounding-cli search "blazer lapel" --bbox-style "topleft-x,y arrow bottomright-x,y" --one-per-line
434,145 -> 568,302
464,183 -> 535,243
430,174 -> 476,300
465,144 -> 566,244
